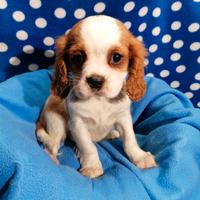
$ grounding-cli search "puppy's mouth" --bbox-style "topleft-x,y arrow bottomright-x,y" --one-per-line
90,88 -> 104,95
71,78 -> 125,101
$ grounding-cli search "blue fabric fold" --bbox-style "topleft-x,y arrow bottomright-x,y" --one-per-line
0,70 -> 200,200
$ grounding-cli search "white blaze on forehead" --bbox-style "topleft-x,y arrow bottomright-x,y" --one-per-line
77,16 -> 127,99
80,16 -> 121,52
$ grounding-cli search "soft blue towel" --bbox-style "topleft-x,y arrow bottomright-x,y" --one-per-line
0,70 -> 200,200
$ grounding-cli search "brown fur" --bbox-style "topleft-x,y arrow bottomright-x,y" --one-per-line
36,95 -> 68,133
126,36 -> 147,101
51,21 -> 85,98
116,20 -> 147,101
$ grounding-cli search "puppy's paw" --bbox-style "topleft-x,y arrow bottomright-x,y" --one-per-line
80,165 -> 103,178
105,130 -> 120,140
133,151 -> 157,169
45,148 -> 60,165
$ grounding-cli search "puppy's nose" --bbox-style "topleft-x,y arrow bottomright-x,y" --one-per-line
86,75 -> 105,90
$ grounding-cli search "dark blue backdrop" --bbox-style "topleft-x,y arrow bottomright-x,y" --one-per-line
0,0 -> 199,107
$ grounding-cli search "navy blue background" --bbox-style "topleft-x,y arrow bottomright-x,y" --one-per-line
0,0 -> 199,107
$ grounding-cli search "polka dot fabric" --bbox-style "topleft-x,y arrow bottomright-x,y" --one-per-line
0,0 -> 199,107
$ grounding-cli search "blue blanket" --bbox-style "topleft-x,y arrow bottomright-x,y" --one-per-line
0,70 -> 200,200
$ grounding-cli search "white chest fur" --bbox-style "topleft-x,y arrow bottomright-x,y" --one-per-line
67,92 -> 131,142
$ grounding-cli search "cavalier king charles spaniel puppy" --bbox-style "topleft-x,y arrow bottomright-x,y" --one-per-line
36,15 -> 157,178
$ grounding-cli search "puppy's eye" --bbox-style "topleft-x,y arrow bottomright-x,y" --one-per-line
71,52 -> 86,67
111,53 -> 122,64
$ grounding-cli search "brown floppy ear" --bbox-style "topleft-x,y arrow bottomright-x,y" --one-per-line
51,35 -> 70,98
126,36 -> 147,101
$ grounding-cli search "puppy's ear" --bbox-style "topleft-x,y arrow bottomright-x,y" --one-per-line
51,35 -> 70,98
126,36 -> 147,101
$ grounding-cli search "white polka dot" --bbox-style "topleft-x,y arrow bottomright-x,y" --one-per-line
160,70 -> 170,78
188,23 -> 200,33
23,45 -> 34,54
16,30 -> 28,41
138,6 -> 148,17
138,23 -> 147,32
0,0 -> 7,9
162,34 -> 171,43
197,56 -> 200,64
44,50 -> 55,58
152,26 -> 161,36
54,8 -> 66,19
185,92 -> 194,99
74,8 -> 86,19
170,80 -> 180,88
149,44 -> 158,53
173,40 -> 184,49
43,37 -> 54,46
94,2 -> 106,13
197,102 -> 200,108
176,65 -> 186,73
190,83 -> 200,91
170,53 -> 181,61
29,0 -> 41,9
193,0 -> 200,2
124,21 -> 132,29
190,42 -> 200,51
144,59 -> 149,66
136,36 -> 143,42
171,21 -> 181,30
28,63 -> 39,71
12,11 -> 25,22
0,42 -> 8,52
9,57 -> 21,66
195,72 -> 200,81
35,17 -> 47,28
154,57 -> 164,65
124,1 -> 135,12
171,1 -> 182,11
152,7 -> 161,17
146,73 -> 154,77
65,29 -> 71,35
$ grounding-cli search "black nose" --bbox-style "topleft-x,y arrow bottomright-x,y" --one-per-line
86,75 -> 105,90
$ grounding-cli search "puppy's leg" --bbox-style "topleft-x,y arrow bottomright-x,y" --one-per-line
36,126 -> 59,164
70,118 -> 103,178
36,111 -> 67,164
115,112 -> 157,169
105,130 -> 120,140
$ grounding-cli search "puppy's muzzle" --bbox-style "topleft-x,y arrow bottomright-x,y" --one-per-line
86,75 -> 105,91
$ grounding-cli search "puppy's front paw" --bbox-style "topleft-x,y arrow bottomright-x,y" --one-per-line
80,165 -> 103,178
133,151 -> 157,169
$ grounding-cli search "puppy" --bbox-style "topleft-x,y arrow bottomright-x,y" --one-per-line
36,15 -> 157,178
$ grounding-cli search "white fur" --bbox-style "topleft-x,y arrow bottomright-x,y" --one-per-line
81,16 -> 120,53
45,111 -> 66,144
67,94 -> 130,141
66,16 -> 157,177
67,90 -> 157,177
75,15 -> 127,99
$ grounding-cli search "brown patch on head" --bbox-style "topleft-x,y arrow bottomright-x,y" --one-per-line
116,19 -> 147,101
51,21 -> 86,98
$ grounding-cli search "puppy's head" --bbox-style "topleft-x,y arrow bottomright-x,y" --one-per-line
52,15 -> 146,101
